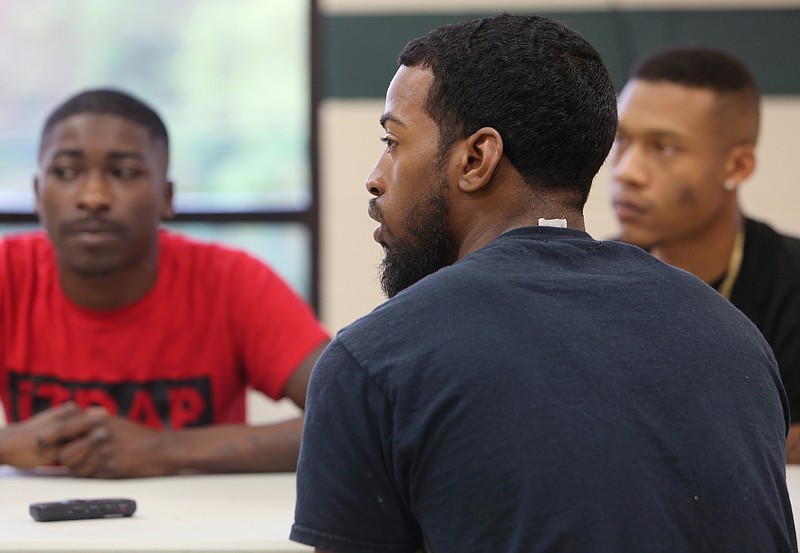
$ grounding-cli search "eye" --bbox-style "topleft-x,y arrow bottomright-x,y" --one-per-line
111,166 -> 144,180
379,135 -> 397,152
49,166 -> 78,180
654,142 -> 678,157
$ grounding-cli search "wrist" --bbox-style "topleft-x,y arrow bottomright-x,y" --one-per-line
0,426 -> 7,465
155,430 -> 192,475
0,424 -> 23,467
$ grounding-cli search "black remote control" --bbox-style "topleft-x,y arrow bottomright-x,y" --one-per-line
30,498 -> 137,522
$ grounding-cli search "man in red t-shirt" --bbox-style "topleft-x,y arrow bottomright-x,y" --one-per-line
0,88 -> 329,478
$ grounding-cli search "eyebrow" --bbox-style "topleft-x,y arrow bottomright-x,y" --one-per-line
49,149 -> 83,159
49,149 -> 145,161
617,125 -> 686,142
379,112 -> 405,129
642,130 -> 687,142
107,151 -> 145,161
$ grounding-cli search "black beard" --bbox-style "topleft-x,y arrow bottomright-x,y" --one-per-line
378,187 -> 455,298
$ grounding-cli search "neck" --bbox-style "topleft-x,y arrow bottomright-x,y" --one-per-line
59,256 -> 159,311
457,208 -> 585,259
650,208 -> 743,285
451,166 -> 587,259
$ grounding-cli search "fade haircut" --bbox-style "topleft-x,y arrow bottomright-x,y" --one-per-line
40,88 -> 169,154
630,45 -> 760,143
398,13 -> 618,209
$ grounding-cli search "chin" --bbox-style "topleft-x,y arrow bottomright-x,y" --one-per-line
619,230 -> 657,250
66,257 -> 124,278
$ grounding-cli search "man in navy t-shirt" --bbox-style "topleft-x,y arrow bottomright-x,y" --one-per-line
291,14 -> 796,553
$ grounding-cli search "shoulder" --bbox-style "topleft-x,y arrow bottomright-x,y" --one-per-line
746,218 -> 800,252
0,230 -> 54,266
157,229 -> 279,280
338,227 -> 676,338
0,231 -> 57,299
334,229 -> 659,378
744,217 -> 800,281
0,229 -> 52,249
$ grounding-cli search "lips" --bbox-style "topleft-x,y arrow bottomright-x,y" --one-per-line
367,199 -> 381,223
60,218 -> 126,245
367,200 -> 384,244
613,198 -> 647,222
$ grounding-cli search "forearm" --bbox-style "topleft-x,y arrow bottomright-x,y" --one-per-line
158,418 -> 304,474
786,423 -> 800,464
0,424 -> 40,468
0,426 -> 14,465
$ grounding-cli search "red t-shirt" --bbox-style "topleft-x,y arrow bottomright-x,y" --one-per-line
0,230 -> 328,429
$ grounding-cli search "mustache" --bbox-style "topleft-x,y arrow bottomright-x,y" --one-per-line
368,198 -> 383,223
59,217 -> 126,235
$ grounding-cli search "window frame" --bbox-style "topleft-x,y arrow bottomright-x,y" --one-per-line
0,0 -> 323,312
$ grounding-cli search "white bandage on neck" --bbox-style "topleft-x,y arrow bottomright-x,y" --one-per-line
538,217 -> 567,228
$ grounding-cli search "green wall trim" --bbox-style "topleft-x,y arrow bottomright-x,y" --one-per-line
321,9 -> 800,98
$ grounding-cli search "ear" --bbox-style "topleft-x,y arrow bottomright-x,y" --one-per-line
33,175 -> 42,219
161,180 -> 175,220
722,143 -> 756,191
456,127 -> 503,194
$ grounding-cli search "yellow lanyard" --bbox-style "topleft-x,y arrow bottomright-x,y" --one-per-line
716,222 -> 745,301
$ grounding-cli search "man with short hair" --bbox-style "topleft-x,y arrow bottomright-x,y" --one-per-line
291,14 -> 795,553
0,88 -> 329,478
610,45 -> 800,462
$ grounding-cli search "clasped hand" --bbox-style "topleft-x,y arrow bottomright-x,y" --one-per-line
2,402 -> 169,478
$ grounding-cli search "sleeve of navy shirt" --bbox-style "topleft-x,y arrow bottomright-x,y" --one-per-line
290,338 -> 422,553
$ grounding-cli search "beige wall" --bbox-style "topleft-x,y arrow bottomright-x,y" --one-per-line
319,97 -> 800,334
3,1 -> 797,428
318,0 -> 800,333
17,94 -> 795,427
321,0 -> 800,13
268,0 -> 800,423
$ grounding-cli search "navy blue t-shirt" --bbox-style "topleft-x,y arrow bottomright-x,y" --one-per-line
292,227 -> 796,553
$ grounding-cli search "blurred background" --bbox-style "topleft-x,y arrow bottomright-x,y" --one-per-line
0,0 -> 314,307
1,0 -> 798,337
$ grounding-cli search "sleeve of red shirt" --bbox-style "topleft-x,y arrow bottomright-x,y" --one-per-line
227,251 -> 329,400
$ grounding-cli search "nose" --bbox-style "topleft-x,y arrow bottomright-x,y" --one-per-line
365,152 -> 388,197
611,142 -> 647,189
77,170 -> 112,213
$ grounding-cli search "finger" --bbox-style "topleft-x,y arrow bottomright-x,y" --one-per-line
29,402 -> 80,427
58,425 -> 111,476
37,411 -> 101,448
85,406 -> 110,417
33,435 -> 61,465
92,457 -> 122,479
66,451 -> 107,479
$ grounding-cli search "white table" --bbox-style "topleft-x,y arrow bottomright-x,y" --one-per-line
5,465 -> 800,551
787,465 -> 800,530
0,466 -> 311,552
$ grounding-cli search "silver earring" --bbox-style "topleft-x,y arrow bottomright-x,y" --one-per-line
724,179 -> 736,191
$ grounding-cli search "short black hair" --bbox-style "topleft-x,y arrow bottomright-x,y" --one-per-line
398,13 -> 618,208
630,44 -> 759,95
40,88 -> 169,153
629,45 -> 760,144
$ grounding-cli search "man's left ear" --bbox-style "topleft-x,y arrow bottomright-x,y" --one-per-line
32,175 -> 42,219
723,143 -> 756,190
457,127 -> 503,193
162,180 -> 175,220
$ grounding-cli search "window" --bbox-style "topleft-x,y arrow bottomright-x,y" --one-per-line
0,0 -> 317,304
